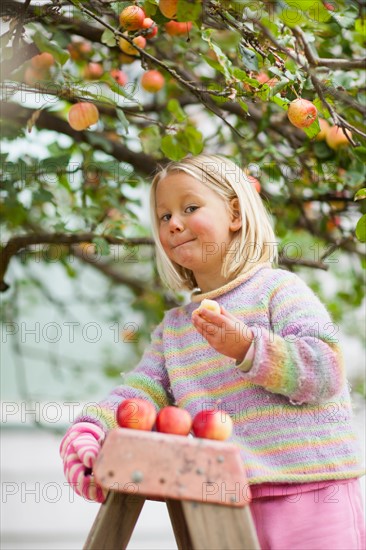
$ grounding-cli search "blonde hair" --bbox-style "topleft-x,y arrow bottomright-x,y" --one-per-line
150,154 -> 278,291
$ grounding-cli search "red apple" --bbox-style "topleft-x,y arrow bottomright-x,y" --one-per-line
24,67 -> 48,85
141,70 -> 165,92
83,62 -> 104,80
142,17 -> 158,39
159,0 -> 178,19
326,216 -> 341,232
156,406 -> 192,435
256,71 -> 278,87
110,69 -> 128,86
324,2 -> 335,11
68,41 -> 92,61
119,5 -> 145,31
119,34 -> 146,56
287,98 -> 318,128
68,102 -> 99,131
326,126 -> 352,149
31,52 -> 55,70
192,409 -> 233,441
116,398 -> 156,430
315,118 -> 331,141
165,21 -> 192,36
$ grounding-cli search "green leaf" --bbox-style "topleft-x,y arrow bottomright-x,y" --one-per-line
41,155 -> 71,173
87,133 -> 114,154
139,126 -> 161,155
231,67 -> 249,81
116,109 -> 129,134
355,214 -> 366,242
238,44 -> 259,71
303,118 -> 321,140
143,1 -> 159,17
355,18 -> 366,36
179,126 -> 203,155
110,1 -> 131,16
161,135 -> 186,161
33,189 -> 54,203
62,259 -> 77,278
93,237 -> 110,255
105,77 -> 139,103
101,28 -> 116,48
270,95 -> 290,108
354,189 -> 366,202
278,2 -> 307,27
332,10 -> 358,29
237,99 -> 248,113
301,0 -> 331,24
201,30 -> 232,80
176,0 -> 202,22
167,99 -> 186,122
354,147 -> 366,163
32,32 -> 69,65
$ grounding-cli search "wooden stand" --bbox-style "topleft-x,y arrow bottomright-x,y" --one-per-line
84,428 -> 260,550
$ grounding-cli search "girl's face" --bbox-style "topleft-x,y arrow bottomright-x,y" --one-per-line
155,172 -> 241,291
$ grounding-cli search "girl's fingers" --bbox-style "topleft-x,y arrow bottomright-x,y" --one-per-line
192,308 -> 222,325
220,306 -> 240,322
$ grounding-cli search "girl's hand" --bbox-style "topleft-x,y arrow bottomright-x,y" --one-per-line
60,422 -> 107,502
192,305 -> 253,363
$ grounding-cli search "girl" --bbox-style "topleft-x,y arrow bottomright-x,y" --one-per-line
61,154 -> 365,549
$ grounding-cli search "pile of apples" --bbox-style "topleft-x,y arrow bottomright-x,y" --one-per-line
116,398 -> 233,441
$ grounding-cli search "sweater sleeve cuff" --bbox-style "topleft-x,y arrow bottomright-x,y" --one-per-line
236,339 -> 255,372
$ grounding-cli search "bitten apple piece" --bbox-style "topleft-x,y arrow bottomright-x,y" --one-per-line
193,298 -> 221,316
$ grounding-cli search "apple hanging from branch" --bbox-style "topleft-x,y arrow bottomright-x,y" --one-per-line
119,5 -> 146,31
287,98 -> 318,129
141,70 -> 165,93
326,126 -> 352,149
68,102 -> 99,131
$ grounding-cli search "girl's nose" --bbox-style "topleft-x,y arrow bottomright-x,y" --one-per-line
169,215 -> 184,232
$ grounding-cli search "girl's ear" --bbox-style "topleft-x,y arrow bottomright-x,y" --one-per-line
229,198 -> 242,231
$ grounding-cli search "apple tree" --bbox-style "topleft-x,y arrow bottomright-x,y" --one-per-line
1,0 -> 365,403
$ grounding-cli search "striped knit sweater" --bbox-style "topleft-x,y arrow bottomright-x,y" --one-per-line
77,263 -> 364,484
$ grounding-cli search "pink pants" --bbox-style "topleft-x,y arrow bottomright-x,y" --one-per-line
250,479 -> 366,550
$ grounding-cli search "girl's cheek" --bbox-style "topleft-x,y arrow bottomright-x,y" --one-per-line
158,229 -> 169,252
190,217 -> 207,234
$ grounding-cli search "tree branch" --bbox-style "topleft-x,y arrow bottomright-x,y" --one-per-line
310,57 -> 366,70
278,256 -> 328,271
0,101 -> 159,174
71,246 -> 151,296
0,232 -> 154,292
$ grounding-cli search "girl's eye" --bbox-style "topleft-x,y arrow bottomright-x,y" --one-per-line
160,214 -> 170,222
186,205 -> 198,213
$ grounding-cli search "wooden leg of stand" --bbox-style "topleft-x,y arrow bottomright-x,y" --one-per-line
166,499 -> 194,550
181,501 -> 260,550
83,492 -> 145,550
